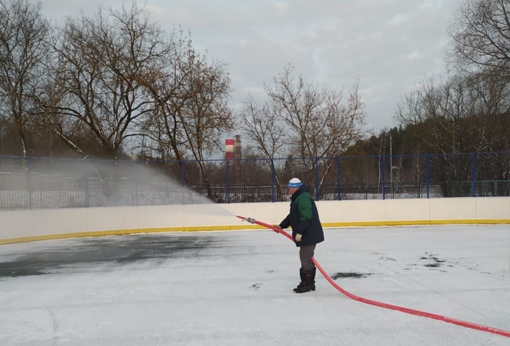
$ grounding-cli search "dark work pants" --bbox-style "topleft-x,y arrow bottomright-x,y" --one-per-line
299,244 -> 316,271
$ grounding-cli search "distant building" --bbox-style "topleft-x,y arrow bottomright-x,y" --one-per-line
225,135 -> 242,160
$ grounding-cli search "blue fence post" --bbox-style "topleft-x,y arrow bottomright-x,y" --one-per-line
337,156 -> 341,201
471,153 -> 476,197
270,158 -> 275,202
381,155 -> 386,200
315,157 -> 319,200
426,154 -> 430,198
226,159 -> 230,203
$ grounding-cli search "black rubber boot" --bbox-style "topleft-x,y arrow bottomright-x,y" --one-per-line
294,267 -> 316,293
309,267 -> 316,291
293,267 -> 305,292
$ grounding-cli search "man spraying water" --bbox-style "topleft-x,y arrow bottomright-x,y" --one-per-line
277,178 -> 325,293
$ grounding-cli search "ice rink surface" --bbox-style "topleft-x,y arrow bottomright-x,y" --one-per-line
0,224 -> 509,345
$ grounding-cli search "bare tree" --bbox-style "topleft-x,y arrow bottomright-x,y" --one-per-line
136,29 -> 193,162
180,59 -> 233,198
179,61 -> 233,163
238,95 -> 288,191
445,0 -> 510,192
44,2 -> 169,159
397,73 -> 510,152
0,0 -> 51,156
139,29 -> 233,198
239,95 -> 287,159
395,72 -> 510,196
245,63 -> 366,192
449,0 -> 510,77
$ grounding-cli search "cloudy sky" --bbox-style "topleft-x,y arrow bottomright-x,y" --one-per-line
39,0 -> 466,132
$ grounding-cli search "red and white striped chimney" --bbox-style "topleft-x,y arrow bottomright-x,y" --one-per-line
225,139 -> 235,159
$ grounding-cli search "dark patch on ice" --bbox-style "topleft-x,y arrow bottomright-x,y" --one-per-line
420,252 -> 447,268
331,272 -> 373,279
0,233 -> 216,279
250,283 -> 262,290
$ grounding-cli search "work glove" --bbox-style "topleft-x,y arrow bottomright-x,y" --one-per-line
295,233 -> 302,242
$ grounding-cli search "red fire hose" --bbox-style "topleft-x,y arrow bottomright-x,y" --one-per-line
237,215 -> 510,338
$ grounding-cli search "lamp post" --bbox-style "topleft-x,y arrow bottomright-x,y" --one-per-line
389,130 -> 397,198
390,130 -> 393,198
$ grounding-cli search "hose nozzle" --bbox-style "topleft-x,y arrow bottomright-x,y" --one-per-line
242,217 -> 255,224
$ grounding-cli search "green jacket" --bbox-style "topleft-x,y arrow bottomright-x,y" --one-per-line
279,185 -> 325,247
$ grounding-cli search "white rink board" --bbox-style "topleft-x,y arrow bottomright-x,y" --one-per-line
1,197 -> 509,243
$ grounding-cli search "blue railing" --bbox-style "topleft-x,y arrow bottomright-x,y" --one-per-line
0,151 -> 508,210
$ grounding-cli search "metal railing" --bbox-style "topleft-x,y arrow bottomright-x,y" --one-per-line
0,151 -> 509,210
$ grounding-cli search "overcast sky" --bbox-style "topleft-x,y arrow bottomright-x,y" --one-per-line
39,0 -> 466,133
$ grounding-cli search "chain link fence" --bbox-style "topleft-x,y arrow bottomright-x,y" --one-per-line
0,151 -> 509,210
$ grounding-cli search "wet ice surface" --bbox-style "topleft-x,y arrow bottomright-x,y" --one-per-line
0,234 -> 215,278
0,225 -> 509,345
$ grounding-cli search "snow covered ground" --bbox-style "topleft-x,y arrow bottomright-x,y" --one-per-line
0,224 -> 509,345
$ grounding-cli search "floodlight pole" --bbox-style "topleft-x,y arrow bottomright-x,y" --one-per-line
390,130 -> 393,198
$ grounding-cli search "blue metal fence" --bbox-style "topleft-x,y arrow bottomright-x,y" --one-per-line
0,151 -> 508,210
